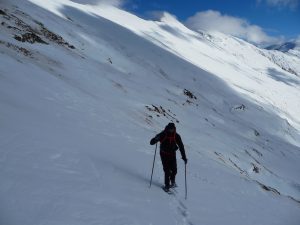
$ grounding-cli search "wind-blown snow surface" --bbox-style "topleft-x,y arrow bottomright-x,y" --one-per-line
0,0 -> 300,224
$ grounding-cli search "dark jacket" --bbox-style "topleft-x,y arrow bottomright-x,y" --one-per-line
150,130 -> 187,160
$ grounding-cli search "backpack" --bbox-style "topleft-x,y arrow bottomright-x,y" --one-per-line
160,131 -> 178,151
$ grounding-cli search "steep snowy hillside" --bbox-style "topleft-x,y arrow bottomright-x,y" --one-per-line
1,0 -> 300,225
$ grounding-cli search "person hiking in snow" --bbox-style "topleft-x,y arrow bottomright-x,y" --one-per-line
150,123 -> 187,191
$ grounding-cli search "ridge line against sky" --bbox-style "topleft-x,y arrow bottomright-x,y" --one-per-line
71,0 -> 299,46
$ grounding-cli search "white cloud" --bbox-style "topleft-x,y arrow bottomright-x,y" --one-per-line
70,0 -> 124,7
258,0 -> 299,9
147,11 -> 179,22
186,10 -> 281,45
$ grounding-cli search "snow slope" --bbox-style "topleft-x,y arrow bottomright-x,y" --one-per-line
0,0 -> 300,224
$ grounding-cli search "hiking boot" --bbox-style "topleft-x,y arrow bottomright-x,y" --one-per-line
163,185 -> 170,192
170,182 -> 177,188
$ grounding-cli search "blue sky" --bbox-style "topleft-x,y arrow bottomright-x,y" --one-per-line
120,0 -> 300,45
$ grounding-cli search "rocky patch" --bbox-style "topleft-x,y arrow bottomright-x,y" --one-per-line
0,40 -> 32,56
254,129 -> 260,137
232,104 -> 246,111
14,32 -> 47,44
0,9 -> 6,15
251,163 -> 260,173
183,89 -> 198,106
1,7 -> 75,49
257,181 -> 281,195
40,26 -> 75,49
145,104 -> 179,123
184,88 -> 197,99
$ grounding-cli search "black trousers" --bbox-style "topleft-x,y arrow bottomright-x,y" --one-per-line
160,152 -> 177,187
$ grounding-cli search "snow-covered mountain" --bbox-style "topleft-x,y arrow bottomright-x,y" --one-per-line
0,0 -> 300,225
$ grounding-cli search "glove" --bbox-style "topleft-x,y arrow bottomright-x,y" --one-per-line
182,157 -> 188,164
150,137 -> 157,145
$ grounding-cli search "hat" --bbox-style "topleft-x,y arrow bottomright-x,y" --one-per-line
165,122 -> 176,130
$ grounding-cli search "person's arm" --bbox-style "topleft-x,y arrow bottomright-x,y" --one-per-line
150,132 -> 163,145
176,134 -> 187,163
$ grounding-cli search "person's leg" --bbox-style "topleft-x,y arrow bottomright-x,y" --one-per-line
170,155 -> 177,186
161,154 -> 171,188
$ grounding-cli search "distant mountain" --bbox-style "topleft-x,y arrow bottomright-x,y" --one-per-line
266,40 -> 300,52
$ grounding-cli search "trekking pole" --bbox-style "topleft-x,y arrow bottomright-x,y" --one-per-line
149,143 -> 158,188
185,163 -> 188,200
